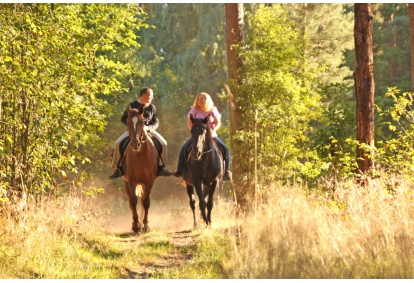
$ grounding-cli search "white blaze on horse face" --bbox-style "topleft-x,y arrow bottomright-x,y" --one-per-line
197,132 -> 205,150
193,128 -> 206,159
130,116 -> 141,151
132,117 -> 138,133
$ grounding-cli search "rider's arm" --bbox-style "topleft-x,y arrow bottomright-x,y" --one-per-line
146,104 -> 159,132
211,107 -> 222,132
213,116 -> 221,132
187,116 -> 192,130
121,106 -> 129,126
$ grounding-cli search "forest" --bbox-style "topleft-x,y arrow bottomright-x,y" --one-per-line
1,3 -> 414,279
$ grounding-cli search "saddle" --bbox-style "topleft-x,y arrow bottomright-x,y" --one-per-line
120,134 -> 163,157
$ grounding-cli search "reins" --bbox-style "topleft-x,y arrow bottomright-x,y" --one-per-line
195,130 -> 215,158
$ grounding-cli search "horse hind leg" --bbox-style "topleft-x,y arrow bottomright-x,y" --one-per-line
186,184 -> 198,229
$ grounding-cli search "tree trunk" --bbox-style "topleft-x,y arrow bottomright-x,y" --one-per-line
354,3 -> 375,174
225,3 -> 245,203
409,3 -> 414,92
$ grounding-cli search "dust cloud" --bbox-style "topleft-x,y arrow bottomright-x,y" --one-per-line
90,175 -> 197,234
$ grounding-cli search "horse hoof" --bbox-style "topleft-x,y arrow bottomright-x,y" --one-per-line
143,226 -> 150,233
132,226 -> 141,233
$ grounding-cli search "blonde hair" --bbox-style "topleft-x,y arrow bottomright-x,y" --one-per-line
192,92 -> 214,111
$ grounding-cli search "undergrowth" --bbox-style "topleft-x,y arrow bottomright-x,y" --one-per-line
1,174 -> 414,278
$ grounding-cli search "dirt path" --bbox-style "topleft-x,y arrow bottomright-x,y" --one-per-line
101,181 -> 235,279
115,229 -> 200,279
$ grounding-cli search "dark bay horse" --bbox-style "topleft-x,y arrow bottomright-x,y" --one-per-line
122,105 -> 158,233
182,114 -> 224,228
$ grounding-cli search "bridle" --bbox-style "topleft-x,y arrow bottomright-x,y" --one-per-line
128,109 -> 150,151
131,114 -> 148,144
191,122 -> 213,159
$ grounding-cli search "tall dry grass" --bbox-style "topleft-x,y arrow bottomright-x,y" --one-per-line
2,174 -> 414,279
224,176 -> 414,278
0,189 -> 120,279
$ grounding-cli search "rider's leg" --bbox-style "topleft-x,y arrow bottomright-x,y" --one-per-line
172,138 -> 192,177
110,132 -> 128,179
213,137 -> 232,181
149,131 -> 172,177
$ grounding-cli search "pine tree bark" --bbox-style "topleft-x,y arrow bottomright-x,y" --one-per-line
354,3 -> 375,174
225,3 -> 245,203
409,3 -> 414,92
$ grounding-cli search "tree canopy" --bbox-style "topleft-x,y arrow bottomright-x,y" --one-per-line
1,3 -> 414,203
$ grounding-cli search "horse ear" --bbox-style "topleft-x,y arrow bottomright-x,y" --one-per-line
190,114 -> 195,123
127,105 -> 132,115
202,114 -> 210,125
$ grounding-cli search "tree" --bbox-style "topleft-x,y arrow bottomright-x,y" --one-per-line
354,3 -> 375,174
128,4 -> 228,162
373,4 -> 410,108
234,5 -> 322,192
284,4 -> 356,176
225,3 -> 245,202
0,4 -> 146,200
409,3 -> 414,92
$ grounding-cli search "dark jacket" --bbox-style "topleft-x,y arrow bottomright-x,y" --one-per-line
121,100 -> 159,131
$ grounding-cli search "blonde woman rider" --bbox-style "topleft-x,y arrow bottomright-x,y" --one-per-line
172,92 -> 232,181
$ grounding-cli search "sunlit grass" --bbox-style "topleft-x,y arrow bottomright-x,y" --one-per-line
224,176 -> 414,278
0,193 -> 124,279
2,174 -> 414,278
0,187 -> 234,279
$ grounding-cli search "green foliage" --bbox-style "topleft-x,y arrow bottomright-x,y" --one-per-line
284,3 -> 354,86
325,87 -> 414,182
375,88 -> 414,180
233,5 -> 323,188
0,4 -> 147,196
373,4 -> 411,102
128,4 -> 229,159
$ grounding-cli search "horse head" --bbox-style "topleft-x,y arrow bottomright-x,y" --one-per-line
127,105 -> 149,152
190,114 -> 211,160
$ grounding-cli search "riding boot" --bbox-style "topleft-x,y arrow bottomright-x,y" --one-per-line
223,169 -> 232,181
157,166 -> 172,177
171,168 -> 182,177
110,167 -> 123,179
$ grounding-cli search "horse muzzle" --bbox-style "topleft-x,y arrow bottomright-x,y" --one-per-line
191,150 -> 202,160
130,139 -> 141,152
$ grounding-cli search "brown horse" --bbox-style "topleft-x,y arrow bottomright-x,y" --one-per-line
122,105 -> 158,233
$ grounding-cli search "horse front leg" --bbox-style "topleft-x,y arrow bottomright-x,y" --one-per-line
206,180 -> 218,226
186,184 -> 198,229
126,180 -> 140,233
194,182 -> 208,226
141,183 -> 153,232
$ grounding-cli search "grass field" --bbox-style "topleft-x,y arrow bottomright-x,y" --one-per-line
1,175 -> 414,278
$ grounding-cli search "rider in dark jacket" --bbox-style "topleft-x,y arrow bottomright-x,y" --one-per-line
110,87 -> 171,179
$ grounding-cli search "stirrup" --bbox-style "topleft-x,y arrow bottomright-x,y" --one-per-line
110,168 -> 123,179
223,170 -> 232,181
171,169 -> 182,177
157,166 -> 172,177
